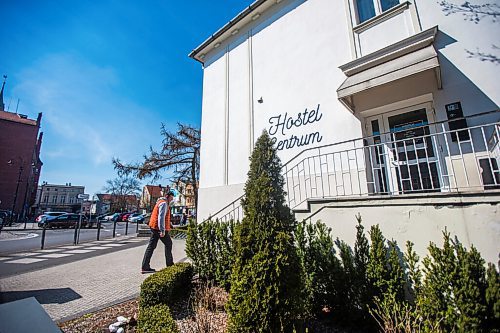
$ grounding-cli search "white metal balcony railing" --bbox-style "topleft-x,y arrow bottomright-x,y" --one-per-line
207,110 -> 500,222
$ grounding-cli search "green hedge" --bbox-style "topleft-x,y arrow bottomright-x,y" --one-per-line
139,262 -> 193,308
137,303 -> 178,333
186,218 -> 236,290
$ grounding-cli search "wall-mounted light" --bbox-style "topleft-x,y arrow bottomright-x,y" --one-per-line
214,42 -> 221,49
231,29 -> 239,35
199,54 -> 206,59
252,13 -> 261,20
257,97 -> 264,103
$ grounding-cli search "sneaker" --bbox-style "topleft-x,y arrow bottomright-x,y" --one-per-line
141,268 -> 156,274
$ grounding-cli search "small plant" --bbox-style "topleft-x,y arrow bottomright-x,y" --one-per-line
140,262 -> 194,308
137,303 -> 179,333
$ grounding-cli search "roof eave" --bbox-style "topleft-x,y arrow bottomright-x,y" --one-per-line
188,0 -> 271,64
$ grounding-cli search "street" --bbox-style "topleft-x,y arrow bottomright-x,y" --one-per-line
0,222 -> 142,255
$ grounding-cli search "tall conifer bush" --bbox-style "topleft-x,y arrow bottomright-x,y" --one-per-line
226,131 -> 304,333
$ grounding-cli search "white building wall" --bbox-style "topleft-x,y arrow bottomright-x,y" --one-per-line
198,0 -> 365,220
199,55 -> 227,189
416,0 -> 499,125
294,194 -> 500,265
196,0 -> 499,221
228,37 -> 252,185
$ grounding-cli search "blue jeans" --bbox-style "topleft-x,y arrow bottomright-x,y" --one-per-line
141,228 -> 173,269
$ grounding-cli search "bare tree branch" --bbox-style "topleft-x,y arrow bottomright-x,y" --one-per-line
102,176 -> 141,212
113,123 -> 201,207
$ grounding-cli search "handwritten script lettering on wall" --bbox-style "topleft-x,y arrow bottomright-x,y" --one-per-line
268,104 -> 324,151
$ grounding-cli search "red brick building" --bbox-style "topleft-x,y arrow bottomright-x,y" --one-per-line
0,80 -> 43,220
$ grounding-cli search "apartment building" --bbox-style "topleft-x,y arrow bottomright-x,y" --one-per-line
190,0 -> 499,263
34,183 -> 85,214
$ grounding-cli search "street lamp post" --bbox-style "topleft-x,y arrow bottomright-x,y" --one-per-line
21,162 -> 36,229
8,158 -> 24,225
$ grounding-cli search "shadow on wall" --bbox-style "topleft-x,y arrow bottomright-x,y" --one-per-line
437,0 -> 500,64
434,30 -> 499,125
203,0 -> 307,67
0,287 -> 82,305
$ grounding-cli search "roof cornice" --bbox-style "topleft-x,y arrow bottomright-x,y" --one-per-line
189,0 -> 280,64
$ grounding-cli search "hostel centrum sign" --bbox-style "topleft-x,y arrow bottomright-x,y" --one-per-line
268,104 -> 323,151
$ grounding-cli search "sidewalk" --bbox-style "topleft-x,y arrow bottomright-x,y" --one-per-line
0,237 -> 187,322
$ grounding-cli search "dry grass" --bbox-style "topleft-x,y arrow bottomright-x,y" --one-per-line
59,282 -> 357,333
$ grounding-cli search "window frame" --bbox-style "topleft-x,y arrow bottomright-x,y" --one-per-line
354,0 -> 401,24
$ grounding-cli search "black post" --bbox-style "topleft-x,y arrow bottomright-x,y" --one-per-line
125,219 -> 129,235
135,219 -> 139,233
10,166 -> 23,225
112,219 -> 117,238
73,221 -> 78,245
97,219 -> 101,241
76,219 -> 82,244
41,224 -> 47,250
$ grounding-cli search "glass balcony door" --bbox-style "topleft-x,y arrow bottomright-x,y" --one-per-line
366,104 -> 442,194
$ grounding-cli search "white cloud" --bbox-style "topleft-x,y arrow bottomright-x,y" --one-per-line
13,52 -> 155,166
11,52 -> 164,195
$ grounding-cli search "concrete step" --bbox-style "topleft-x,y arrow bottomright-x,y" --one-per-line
137,224 -> 151,237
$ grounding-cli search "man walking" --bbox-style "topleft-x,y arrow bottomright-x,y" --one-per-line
141,187 -> 174,274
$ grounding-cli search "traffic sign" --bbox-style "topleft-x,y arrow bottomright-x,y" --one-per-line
77,194 -> 90,199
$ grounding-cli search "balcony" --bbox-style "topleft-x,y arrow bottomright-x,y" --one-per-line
207,111 -> 499,222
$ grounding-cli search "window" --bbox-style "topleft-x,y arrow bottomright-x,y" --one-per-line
381,0 -> 399,12
355,0 -> 400,23
43,195 -> 48,203
356,0 -> 375,23
60,196 -> 66,204
52,196 -> 57,203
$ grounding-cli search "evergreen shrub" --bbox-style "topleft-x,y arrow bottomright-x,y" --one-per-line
226,131 -> 305,332
417,231 -> 489,332
137,303 -> 179,333
139,262 -> 193,308
369,229 -> 500,333
186,218 -> 237,290
295,220 -> 340,316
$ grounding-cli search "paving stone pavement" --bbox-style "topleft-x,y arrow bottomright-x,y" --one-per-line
0,237 -> 187,322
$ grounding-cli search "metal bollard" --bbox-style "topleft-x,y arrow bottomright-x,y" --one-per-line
41,224 -> 47,249
73,221 -> 78,245
76,220 -> 82,244
136,220 -> 139,233
113,219 -> 117,238
96,219 -> 101,241
125,220 -> 129,235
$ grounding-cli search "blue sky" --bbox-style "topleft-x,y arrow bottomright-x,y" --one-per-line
2,0 -> 252,195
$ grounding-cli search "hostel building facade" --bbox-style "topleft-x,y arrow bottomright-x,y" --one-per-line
189,0 -> 499,263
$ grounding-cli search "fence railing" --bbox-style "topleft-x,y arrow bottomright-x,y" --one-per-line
208,110 -> 500,222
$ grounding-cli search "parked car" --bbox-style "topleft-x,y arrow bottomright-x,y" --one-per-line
36,212 -> 68,227
121,213 -> 133,222
102,213 -> 120,221
41,213 -> 88,229
128,213 -> 144,223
